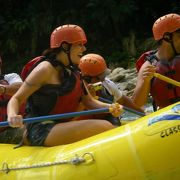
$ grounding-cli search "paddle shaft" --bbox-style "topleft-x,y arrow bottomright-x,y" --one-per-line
0,108 -> 109,127
98,97 -> 145,116
154,73 -> 180,87
91,83 -> 145,116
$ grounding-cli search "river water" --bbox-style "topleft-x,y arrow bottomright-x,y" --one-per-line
121,103 -> 154,121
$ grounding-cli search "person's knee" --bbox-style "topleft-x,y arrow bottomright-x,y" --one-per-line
91,120 -> 114,131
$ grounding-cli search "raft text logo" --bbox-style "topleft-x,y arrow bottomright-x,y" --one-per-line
160,125 -> 180,138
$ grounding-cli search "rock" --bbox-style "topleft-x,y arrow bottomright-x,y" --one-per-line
107,67 -> 137,96
108,67 -> 126,82
109,74 -> 125,82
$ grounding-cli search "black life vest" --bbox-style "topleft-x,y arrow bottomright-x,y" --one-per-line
23,56 -> 84,118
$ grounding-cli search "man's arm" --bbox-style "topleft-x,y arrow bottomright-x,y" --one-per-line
132,61 -> 155,108
0,82 -> 22,96
0,73 -> 23,96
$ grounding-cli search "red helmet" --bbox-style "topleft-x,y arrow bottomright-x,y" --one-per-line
79,53 -> 110,77
153,13 -> 180,40
50,24 -> 87,48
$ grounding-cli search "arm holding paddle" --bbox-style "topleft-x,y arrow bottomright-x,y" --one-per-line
7,62 -> 50,128
133,13 -> 180,110
132,60 -> 180,110
81,92 -> 123,118
132,61 -> 156,109
7,82 -> 123,128
87,82 -> 144,115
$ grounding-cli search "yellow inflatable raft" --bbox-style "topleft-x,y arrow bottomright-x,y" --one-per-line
0,102 -> 180,180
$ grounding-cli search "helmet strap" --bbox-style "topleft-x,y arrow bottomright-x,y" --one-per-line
61,42 -> 71,53
61,43 -> 74,69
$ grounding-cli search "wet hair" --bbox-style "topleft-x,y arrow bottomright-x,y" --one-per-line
42,47 -> 62,60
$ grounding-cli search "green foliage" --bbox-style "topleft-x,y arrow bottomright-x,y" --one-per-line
0,0 -> 179,73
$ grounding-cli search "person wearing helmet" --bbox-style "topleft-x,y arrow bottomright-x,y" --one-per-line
7,24 -> 123,146
0,54 -> 25,144
132,13 -> 180,110
78,53 -> 144,125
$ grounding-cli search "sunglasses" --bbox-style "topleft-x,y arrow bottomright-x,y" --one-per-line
82,76 -> 100,83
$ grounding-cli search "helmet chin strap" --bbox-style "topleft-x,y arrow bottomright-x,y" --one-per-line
67,52 -> 75,69
61,44 -> 75,70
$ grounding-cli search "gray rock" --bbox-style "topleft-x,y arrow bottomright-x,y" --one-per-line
108,67 -> 137,96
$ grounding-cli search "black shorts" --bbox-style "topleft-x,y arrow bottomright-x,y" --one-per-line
26,116 -> 72,146
26,121 -> 56,146
0,127 -> 24,144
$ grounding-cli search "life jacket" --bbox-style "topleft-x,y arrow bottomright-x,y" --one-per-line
23,56 -> 84,120
50,72 -> 83,115
0,76 -> 11,132
136,51 -> 180,108
135,50 -> 158,72
150,56 -> 180,108
21,56 -> 45,81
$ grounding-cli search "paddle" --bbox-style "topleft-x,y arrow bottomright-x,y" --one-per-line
154,73 -> 180,87
98,97 -> 145,116
0,108 -> 109,127
91,84 -> 145,117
